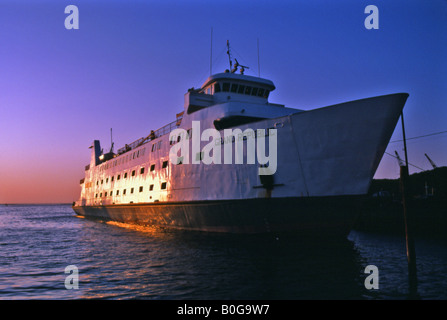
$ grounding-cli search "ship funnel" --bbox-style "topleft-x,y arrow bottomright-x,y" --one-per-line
90,140 -> 101,167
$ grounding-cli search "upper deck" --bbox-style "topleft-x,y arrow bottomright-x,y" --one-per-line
200,72 -> 275,97
184,71 -> 280,115
116,72 -> 282,155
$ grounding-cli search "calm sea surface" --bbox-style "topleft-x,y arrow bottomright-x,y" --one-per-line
1,204 -> 446,300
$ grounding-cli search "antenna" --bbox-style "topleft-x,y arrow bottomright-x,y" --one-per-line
226,41 -> 249,74
257,38 -> 260,77
234,58 -> 249,74
110,128 -> 114,153
210,27 -> 213,76
226,40 -> 233,71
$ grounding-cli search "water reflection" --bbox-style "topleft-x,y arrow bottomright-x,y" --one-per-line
4,205 -> 446,300
77,219 -> 366,299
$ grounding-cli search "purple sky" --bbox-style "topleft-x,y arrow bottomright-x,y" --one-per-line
1,0 -> 446,203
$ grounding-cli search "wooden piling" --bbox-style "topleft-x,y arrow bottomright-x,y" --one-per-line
399,112 -> 418,297
400,165 -> 418,295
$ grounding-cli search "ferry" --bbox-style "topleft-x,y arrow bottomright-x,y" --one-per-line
73,44 -> 409,234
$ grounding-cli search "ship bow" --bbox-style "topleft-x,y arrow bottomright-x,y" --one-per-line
289,93 -> 409,196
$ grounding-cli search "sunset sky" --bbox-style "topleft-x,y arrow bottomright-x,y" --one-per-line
1,0 -> 446,203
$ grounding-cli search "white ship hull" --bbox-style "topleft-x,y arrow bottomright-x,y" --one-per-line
73,69 -> 408,234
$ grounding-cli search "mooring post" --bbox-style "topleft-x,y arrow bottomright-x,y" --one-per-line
399,111 -> 418,297
400,165 -> 417,294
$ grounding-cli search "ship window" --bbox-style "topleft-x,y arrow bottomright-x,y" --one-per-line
123,189 -> 127,195
106,178 -> 109,183
214,82 -> 221,93
140,167 -> 145,174
162,160 -> 168,168
111,176 -> 114,182
237,85 -> 245,94
101,180 -> 103,184
161,182 -> 167,190
258,88 -> 265,97
132,170 -> 136,177
222,82 -> 230,92
117,174 -> 121,180
139,186 -> 143,192
264,90 -> 270,98
100,192 -> 102,197
187,128 -> 192,139
245,86 -> 252,95
231,83 -> 238,93
95,193 -> 98,198
152,144 -> 156,152
149,184 -> 154,191
116,190 -> 119,195
131,188 -> 134,194
96,181 -> 99,185
150,164 -> 155,171
251,87 -> 258,96
124,172 -> 128,178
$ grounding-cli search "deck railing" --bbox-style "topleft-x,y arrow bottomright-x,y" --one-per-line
117,114 -> 183,155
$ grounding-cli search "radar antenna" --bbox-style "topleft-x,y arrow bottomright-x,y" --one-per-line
234,58 -> 250,74
226,41 -> 250,74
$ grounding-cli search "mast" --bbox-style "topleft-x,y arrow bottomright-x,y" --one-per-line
226,40 -> 232,71
226,40 -> 250,74
257,38 -> 260,77
210,27 -> 213,76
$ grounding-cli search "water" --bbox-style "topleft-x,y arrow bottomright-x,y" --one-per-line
1,204 -> 446,300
